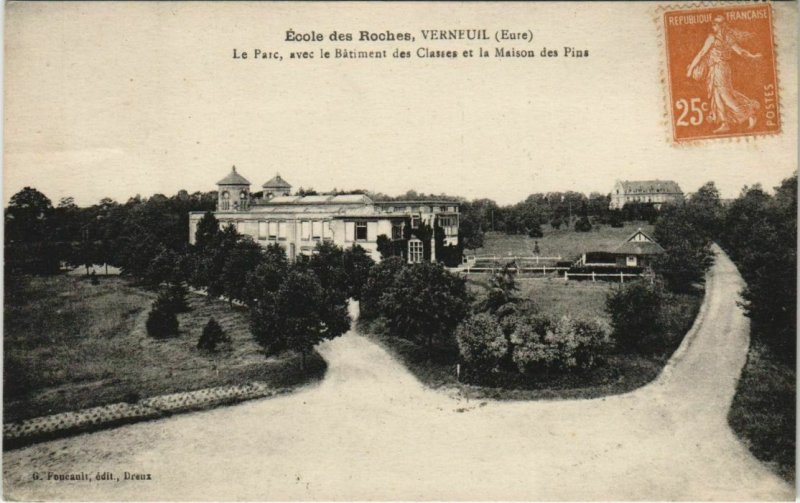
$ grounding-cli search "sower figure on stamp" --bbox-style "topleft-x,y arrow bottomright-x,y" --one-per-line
686,15 -> 763,133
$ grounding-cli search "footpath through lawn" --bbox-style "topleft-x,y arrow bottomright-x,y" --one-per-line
3,274 -> 324,423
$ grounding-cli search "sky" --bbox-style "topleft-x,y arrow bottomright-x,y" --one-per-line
4,2 -> 797,207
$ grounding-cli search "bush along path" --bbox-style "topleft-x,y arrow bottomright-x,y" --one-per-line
3,382 -> 292,450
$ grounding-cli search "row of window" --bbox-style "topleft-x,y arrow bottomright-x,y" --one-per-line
218,220 -> 332,241
217,217 -> 458,244
383,205 -> 458,214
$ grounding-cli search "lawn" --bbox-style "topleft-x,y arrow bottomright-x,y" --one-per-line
364,275 -> 701,401
468,276 -> 613,322
728,341 -> 795,484
3,274 -> 325,422
470,222 -> 655,261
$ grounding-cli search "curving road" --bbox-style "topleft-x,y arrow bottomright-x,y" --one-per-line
3,246 -> 794,500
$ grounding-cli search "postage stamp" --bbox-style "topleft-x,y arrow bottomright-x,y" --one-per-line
663,3 -> 780,142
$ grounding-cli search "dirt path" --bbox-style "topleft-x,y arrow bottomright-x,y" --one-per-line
3,246 -> 794,500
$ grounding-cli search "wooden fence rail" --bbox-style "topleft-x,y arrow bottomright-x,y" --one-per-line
465,255 -> 562,263
562,271 -> 648,283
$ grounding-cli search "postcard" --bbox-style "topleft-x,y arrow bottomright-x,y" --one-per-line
3,1 -> 797,501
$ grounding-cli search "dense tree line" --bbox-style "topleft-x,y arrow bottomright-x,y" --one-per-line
5,187 -> 216,278
457,192 -> 613,246
720,176 -> 796,363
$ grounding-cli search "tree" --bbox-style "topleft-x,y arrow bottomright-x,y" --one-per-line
146,246 -> 187,287
574,216 -> 592,232
722,177 -> 796,361
251,269 -> 350,370
608,211 -> 624,228
457,201 -> 485,250
5,187 -> 53,243
653,204 -> 714,293
527,222 -> 543,238
221,237 -> 265,305
305,241 -> 347,296
243,243 -> 288,307
379,262 -> 469,358
194,211 -> 221,252
606,280 -> 665,353
146,294 -> 180,339
361,256 -> 406,320
197,318 -> 230,352
191,224 -> 240,298
5,187 -> 61,274
376,234 -> 394,259
343,245 -> 375,300
159,283 -> 190,313
483,263 -> 519,313
456,313 -> 509,379
687,181 -> 724,240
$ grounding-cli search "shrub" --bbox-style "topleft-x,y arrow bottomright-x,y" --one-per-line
197,317 -> 230,352
605,280 -> 665,353
482,264 -> 518,314
145,302 -> 179,339
527,223 -> 543,238
360,257 -> 406,321
574,216 -> 592,232
376,234 -> 393,260
159,284 -> 189,313
456,313 -> 509,377
379,261 -> 469,357
550,218 -> 563,230
343,245 -> 375,300
511,315 -> 609,372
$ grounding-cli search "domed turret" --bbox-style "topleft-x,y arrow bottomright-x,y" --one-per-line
262,174 -> 292,200
216,166 -> 251,211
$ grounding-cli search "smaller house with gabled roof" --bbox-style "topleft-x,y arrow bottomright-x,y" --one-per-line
576,228 -> 665,269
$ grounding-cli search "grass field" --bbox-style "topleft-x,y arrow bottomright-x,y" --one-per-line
365,272 -> 701,401
468,276 -> 613,322
728,341 -> 796,483
4,274 -> 325,422
470,222 -> 655,260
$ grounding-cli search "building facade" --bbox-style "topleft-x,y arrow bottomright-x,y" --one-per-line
608,180 -> 684,210
189,167 -> 460,263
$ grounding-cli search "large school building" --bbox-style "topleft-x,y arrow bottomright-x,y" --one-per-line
189,167 -> 461,262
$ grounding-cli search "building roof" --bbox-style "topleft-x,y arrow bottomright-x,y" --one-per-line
216,166 -> 251,186
614,240 -> 665,255
613,229 -> 665,255
253,193 -> 374,206
374,199 -> 460,205
617,180 -> 682,195
262,174 -> 292,189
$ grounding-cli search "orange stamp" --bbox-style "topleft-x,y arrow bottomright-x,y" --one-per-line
663,3 -> 780,142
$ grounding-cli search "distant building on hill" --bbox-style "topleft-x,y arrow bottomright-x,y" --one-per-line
189,166 -> 461,263
609,180 -> 684,210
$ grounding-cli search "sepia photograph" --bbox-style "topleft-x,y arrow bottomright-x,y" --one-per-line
2,1 -> 797,500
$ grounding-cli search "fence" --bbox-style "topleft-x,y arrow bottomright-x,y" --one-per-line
459,265 -> 570,275
464,255 -> 562,264
562,271 -> 650,283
